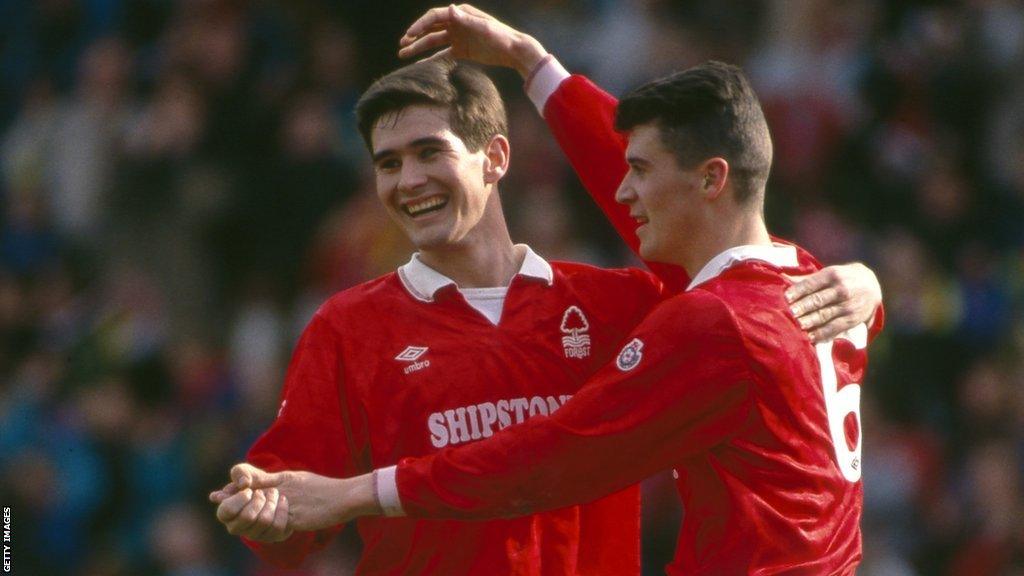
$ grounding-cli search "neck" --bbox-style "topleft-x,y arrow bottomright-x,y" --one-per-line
418,231 -> 522,289
682,211 -> 771,279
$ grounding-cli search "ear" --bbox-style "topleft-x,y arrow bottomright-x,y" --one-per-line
699,158 -> 730,200
482,134 -> 510,184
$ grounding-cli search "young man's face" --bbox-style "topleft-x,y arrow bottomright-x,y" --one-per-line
371,105 -> 498,251
615,123 -> 704,264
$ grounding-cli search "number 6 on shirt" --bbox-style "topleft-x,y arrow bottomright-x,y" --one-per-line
816,335 -> 863,483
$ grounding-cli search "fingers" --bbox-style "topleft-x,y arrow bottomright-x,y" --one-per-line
797,302 -> 858,338
786,269 -> 857,343
809,315 -> 859,343
256,488 -> 279,529
251,488 -> 282,541
215,487 -> 293,541
216,488 -> 253,524
795,302 -> 839,331
209,481 -> 240,504
793,291 -> 873,343
214,468 -> 294,541
785,268 -> 838,304
399,29 -> 452,59
273,494 -> 294,541
225,488 -> 269,536
231,462 -> 280,490
787,263 -> 882,340
789,285 -> 847,320
400,22 -> 447,48
404,6 -> 457,41
231,463 -> 255,489
233,488 -> 267,534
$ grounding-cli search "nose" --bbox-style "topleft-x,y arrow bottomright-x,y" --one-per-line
398,160 -> 428,193
615,178 -> 637,206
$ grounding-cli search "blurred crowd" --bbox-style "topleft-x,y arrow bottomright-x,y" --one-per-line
1,1 -> 1022,574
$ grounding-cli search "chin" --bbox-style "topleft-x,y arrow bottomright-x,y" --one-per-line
409,230 -> 458,251
637,242 -> 656,261
639,243 -> 675,265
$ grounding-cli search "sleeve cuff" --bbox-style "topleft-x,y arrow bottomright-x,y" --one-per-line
524,56 -> 571,117
374,465 -> 405,517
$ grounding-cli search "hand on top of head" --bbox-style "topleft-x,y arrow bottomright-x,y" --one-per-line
399,4 -> 547,78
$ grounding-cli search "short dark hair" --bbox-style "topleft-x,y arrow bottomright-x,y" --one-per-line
355,58 -> 507,152
615,61 -> 773,204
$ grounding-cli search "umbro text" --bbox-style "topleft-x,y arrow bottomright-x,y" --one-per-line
404,360 -> 431,374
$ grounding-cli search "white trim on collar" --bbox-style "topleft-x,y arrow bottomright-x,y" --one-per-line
687,243 -> 799,291
517,245 -> 554,286
397,244 -> 553,302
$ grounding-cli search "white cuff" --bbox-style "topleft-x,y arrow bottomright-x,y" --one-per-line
525,57 -> 571,117
375,465 -> 405,517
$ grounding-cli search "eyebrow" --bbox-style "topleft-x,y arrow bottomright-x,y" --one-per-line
625,155 -> 651,167
372,137 -> 450,163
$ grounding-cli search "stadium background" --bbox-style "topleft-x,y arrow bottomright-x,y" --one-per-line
1,0 -> 1022,574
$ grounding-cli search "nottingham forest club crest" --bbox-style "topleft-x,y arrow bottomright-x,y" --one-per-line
561,305 -> 591,359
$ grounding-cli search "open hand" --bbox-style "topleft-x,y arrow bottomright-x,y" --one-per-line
399,4 -> 547,78
785,262 -> 882,343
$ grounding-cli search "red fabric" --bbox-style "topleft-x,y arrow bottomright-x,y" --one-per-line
397,254 -> 866,574
243,262 -> 662,575
393,75 -> 869,574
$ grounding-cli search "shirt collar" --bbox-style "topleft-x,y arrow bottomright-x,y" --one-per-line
687,243 -> 798,291
397,244 -> 553,302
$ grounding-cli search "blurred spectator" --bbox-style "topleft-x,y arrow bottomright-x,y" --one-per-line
2,37 -> 133,246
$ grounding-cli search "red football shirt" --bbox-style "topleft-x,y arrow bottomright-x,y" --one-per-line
380,65 -> 875,574
390,243 -> 868,575
243,246 -> 662,575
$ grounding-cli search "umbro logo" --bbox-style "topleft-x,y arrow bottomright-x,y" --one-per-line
396,346 -> 430,374
395,346 -> 428,361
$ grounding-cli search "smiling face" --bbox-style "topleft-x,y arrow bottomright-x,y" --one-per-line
371,104 -> 505,251
615,123 -> 705,264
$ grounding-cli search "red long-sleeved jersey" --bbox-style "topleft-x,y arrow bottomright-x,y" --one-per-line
243,248 -> 662,575
239,65 -> 709,576
386,71 -> 872,574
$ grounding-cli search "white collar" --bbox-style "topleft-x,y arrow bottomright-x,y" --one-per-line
687,243 -> 799,290
397,244 -> 554,302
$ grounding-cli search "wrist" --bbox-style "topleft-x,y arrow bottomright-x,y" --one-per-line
336,474 -> 382,522
511,33 -> 547,79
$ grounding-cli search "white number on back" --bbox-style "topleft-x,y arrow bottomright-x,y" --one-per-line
815,326 -> 866,483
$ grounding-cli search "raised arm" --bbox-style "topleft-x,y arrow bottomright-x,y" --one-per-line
530,69 -> 697,289
399,5 -> 689,289
398,4 -> 884,341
